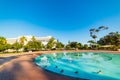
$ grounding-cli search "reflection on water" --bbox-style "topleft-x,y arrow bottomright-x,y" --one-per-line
35,52 -> 120,80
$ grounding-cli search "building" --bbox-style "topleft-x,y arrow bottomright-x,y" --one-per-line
7,35 -> 52,45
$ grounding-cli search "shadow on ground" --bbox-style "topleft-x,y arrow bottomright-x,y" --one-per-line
0,55 -> 87,80
0,56 -> 17,65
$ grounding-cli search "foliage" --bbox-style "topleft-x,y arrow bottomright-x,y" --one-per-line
0,44 -> 5,52
4,44 -> 12,50
0,36 -> 7,45
56,40 -> 64,49
97,32 -> 120,46
25,41 -> 43,51
65,41 -> 82,50
89,26 -> 108,43
31,36 -> 36,42
83,44 -> 89,50
12,42 -> 22,52
19,36 -> 27,46
0,37 -> 7,52
87,40 -> 95,44
46,37 -> 56,50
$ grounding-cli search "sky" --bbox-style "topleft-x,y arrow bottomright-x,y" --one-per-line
0,0 -> 120,44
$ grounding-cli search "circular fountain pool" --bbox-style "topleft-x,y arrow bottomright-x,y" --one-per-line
35,52 -> 120,80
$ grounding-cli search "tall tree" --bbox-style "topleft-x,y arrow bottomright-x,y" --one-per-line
31,36 -> 36,42
87,40 -> 95,48
46,37 -> 56,50
56,40 -> 64,49
25,41 -> 43,51
12,41 -> 22,52
98,32 -> 120,46
65,41 -> 82,50
89,26 -> 108,43
19,36 -> 27,45
83,44 -> 89,50
0,37 -> 7,52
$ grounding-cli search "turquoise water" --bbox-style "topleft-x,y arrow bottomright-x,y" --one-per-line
35,52 -> 120,80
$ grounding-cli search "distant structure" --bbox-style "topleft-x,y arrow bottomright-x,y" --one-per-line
7,35 -> 52,45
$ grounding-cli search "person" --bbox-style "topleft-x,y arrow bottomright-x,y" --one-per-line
97,70 -> 102,74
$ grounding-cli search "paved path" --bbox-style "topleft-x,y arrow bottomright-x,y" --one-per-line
0,55 -> 78,80
1,50 -> 119,80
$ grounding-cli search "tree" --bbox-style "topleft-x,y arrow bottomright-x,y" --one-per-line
0,36 -> 7,45
24,36 -> 44,51
87,40 -> 95,44
89,26 -> 108,49
83,44 -> 89,50
70,42 -> 79,49
25,41 -> 43,51
98,32 -> 120,46
12,42 -> 22,52
0,37 -> 7,52
89,26 -> 108,43
46,37 -> 56,50
65,41 -> 82,50
4,44 -> 12,51
19,36 -> 27,46
87,40 -> 96,49
56,40 -> 64,49
65,45 -> 71,50
31,36 -> 36,42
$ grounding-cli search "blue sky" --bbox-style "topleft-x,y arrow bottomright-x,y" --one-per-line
0,0 -> 120,44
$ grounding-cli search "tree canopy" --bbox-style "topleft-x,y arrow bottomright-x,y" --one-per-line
89,26 -> 108,43
46,37 -> 56,50
97,32 -> 120,46
0,37 -> 8,52
19,36 -> 27,45
12,42 -> 22,52
65,41 -> 82,50
56,40 -> 64,49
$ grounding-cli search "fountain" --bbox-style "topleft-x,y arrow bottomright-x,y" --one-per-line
39,56 -> 50,67
53,53 -> 57,57
41,56 -> 48,61
35,52 -> 120,80
64,52 -> 67,57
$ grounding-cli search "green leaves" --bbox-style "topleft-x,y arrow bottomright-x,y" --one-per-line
0,36 -> 8,52
31,36 -> 36,42
56,41 -> 64,49
46,37 -> 56,50
19,36 -> 27,45
98,32 -> 120,46
12,42 -> 22,52
89,26 -> 108,43
65,41 -> 82,50
0,36 -> 7,45
25,41 -> 43,51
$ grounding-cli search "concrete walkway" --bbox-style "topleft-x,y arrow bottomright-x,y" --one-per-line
0,54 -> 77,80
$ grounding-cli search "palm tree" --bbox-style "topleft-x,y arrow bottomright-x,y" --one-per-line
46,37 -> 56,50
19,36 -> 27,45
31,36 -> 36,42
